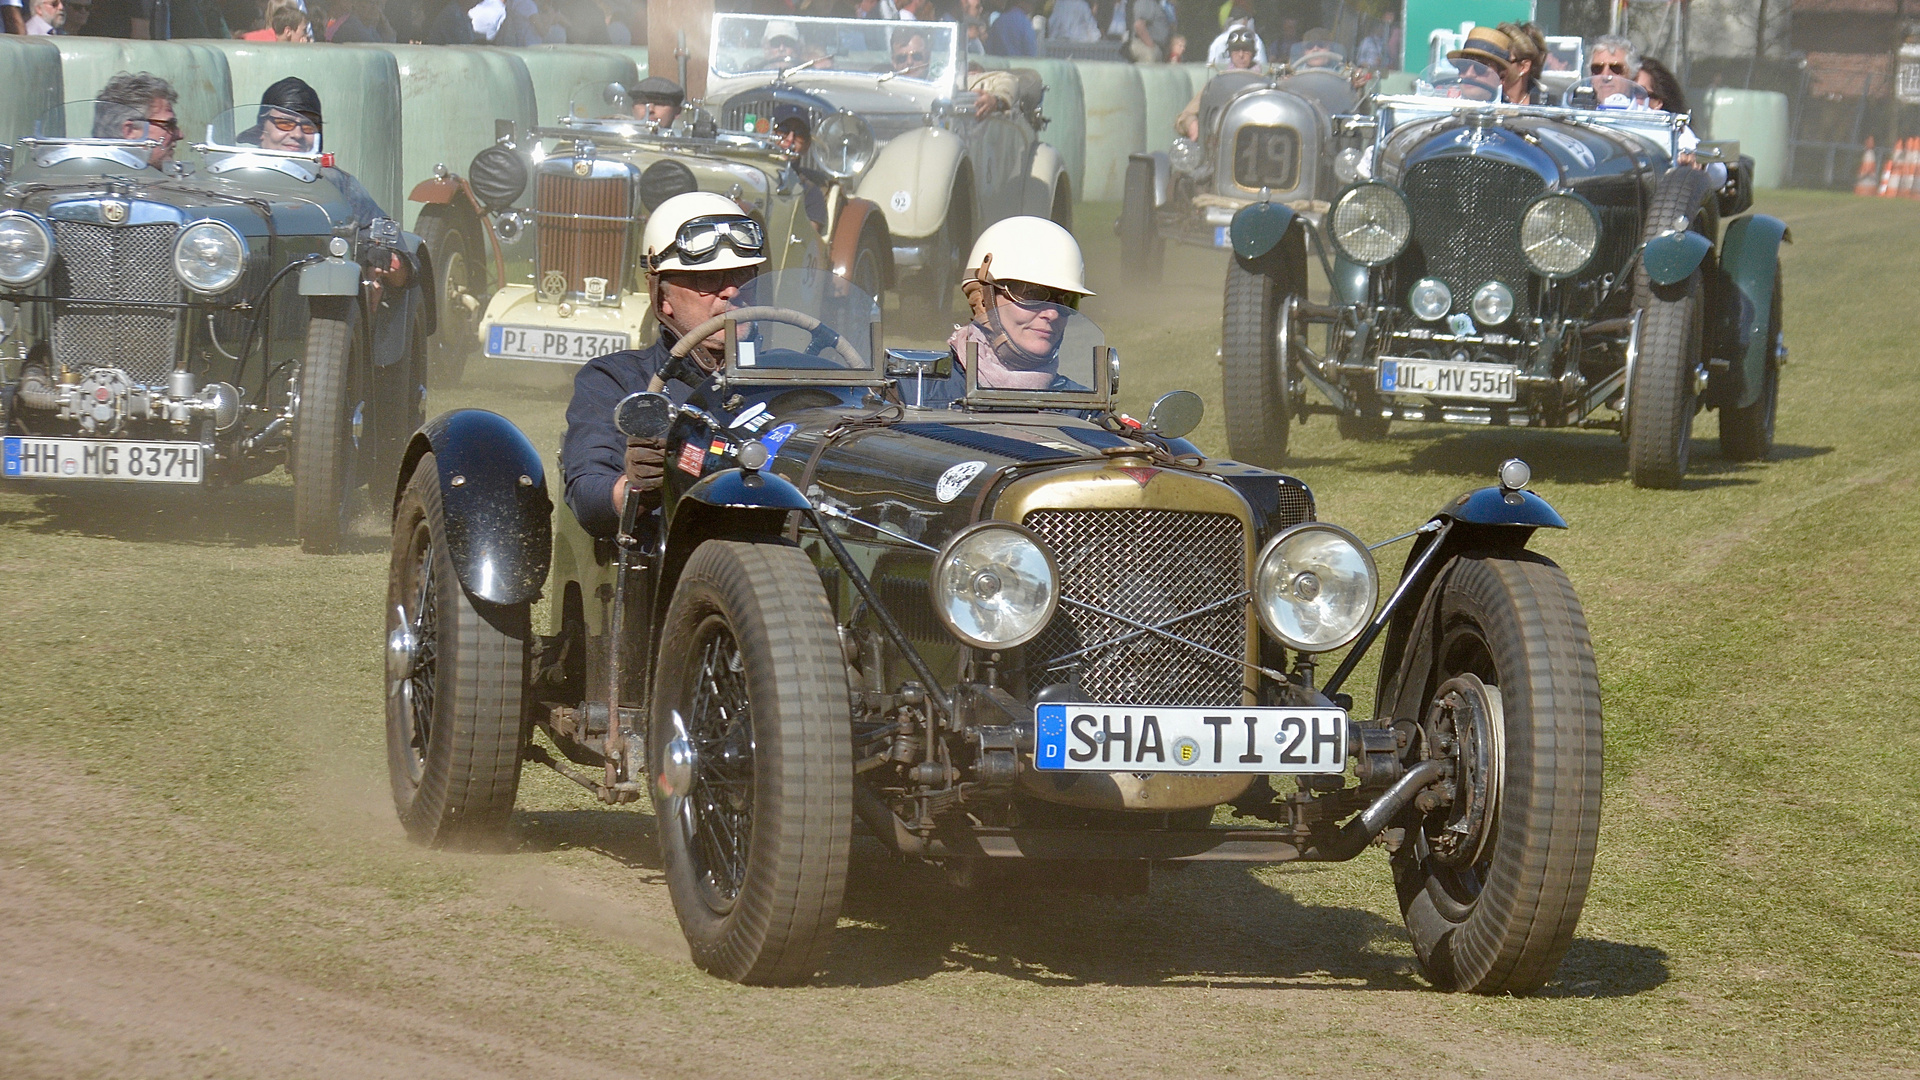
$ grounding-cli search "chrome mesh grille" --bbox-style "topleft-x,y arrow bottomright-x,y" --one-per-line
50,221 -> 181,385
1402,156 -> 1543,320
1021,509 -> 1247,707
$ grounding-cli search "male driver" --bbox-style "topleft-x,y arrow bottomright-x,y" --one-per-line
1177,24 -> 1259,139
1588,33 -> 1639,83
891,27 -> 932,80
629,75 -> 684,126
561,191 -> 765,538
773,114 -> 831,233
91,72 -> 182,170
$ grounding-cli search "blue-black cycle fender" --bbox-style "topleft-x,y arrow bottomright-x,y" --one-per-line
395,409 -> 552,606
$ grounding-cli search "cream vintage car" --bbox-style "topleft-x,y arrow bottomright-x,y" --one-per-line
428,86 -> 891,373
706,13 -> 1073,326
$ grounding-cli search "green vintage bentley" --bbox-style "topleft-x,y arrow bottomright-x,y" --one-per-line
0,100 -> 429,552
408,83 -> 891,378
384,269 -> 1602,993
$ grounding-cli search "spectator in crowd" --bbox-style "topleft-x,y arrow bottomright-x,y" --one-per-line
1166,32 -> 1184,61
850,0 -> 897,19
1497,20 -> 1547,103
467,0 -> 504,40
895,0 -> 930,19
630,75 -> 683,125
1588,33 -> 1638,80
985,0 -> 1035,56
1046,0 -> 1096,42
413,0 -> 470,40
62,0 -> 87,29
1356,12 -> 1393,70
240,0 -> 307,38
2,0 -> 27,35
329,0 -> 393,39
25,0 -> 64,32
961,13 -> 985,53
1206,15 -> 1264,65
1128,0 -> 1169,62
92,71 -> 181,169
1635,54 -> 1687,113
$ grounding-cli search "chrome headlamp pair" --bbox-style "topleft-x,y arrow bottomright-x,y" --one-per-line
927,518 -> 1380,657
0,211 -> 250,295
1329,184 -> 1600,279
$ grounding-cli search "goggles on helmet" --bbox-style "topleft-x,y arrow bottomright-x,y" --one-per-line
653,214 -> 765,269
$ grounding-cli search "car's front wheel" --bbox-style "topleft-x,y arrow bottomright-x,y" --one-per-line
1392,551 -> 1602,995
651,540 -> 852,985
292,298 -> 369,554
415,206 -> 484,385
1221,253 -> 1295,468
1118,155 -> 1163,287
385,451 -> 529,847
1718,269 -> 1782,462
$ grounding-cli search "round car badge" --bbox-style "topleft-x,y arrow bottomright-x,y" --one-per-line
890,190 -> 911,214
573,159 -> 592,177
1172,736 -> 1201,767
539,270 -> 569,302
935,460 -> 987,503
102,201 -> 127,224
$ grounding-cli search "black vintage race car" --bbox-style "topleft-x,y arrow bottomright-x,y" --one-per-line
1220,70 -> 1789,488
383,269 -> 1602,992
0,102 -> 430,551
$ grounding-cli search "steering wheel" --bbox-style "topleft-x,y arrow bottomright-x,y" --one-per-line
669,305 -> 866,369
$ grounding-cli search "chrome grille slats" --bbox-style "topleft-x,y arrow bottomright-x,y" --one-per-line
1021,509 -> 1247,707
1402,156 -> 1543,320
536,171 -> 631,298
50,220 -> 181,384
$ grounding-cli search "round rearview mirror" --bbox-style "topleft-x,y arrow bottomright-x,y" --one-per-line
614,391 -> 674,441
1146,390 -> 1204,440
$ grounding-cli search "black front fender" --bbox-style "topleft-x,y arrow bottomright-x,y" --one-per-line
1370,484 -> 1568,722
396,409 -> 552,606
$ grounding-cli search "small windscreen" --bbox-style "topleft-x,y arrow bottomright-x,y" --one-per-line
1414,60 -> 1503,102
963,303 -> 1106,399
728,268 -> 880,374
710,13 -> 960,89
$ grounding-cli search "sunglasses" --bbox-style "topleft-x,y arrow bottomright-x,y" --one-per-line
657,215 -> 766,267
667,264 -> 759,295
267,114 -> 320,134
893,50 -> 928,63
997,280 -> 1080,310
144,116 -> 181,138
1590,61 -> 1628,75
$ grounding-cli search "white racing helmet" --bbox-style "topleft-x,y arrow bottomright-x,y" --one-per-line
964,216 -> 1094,298
642,191 -> 768,274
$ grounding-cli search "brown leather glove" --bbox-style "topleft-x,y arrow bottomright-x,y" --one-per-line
623,437 -> 666,509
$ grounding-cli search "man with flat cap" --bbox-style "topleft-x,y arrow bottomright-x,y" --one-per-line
630,76 -> 684,127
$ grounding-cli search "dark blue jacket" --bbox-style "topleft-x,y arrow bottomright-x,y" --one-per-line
561,329 -> 726,537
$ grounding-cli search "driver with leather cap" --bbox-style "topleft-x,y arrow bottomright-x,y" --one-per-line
560,191 -> 765,538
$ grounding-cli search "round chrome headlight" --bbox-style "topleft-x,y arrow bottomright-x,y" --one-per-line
1170,136 -> 1205,173
173,220 -> 248,295
1471,280 -> 1514,326
1520,193 -> 1600,278
1409,277 -> 1452,321
1254,523 -> 1378,653
813,111 -> 875,181
0,211 -> 55,287
1326,182 -> 1411,267
930,522 -> 1058,651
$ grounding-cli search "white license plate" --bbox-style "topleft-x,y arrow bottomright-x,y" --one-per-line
4,436 -> 204,483
486,324 -> 628,364
1034,702 -> 1347,774
1379,358 -> 1518,402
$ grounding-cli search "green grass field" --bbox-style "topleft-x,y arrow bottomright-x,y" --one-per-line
1,189 -> 1915,1078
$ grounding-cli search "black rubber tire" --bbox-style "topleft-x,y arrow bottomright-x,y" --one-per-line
1119,156 -> 1163,287
1220,254 -> 1294,468
651,540 -> 853,985
1627,269 -> 1702,488
848,220 -> 888,304
386,451 -> 529,848
416,206 -> 483,384
292,300 -> 367,554
1718,269 -> 1781,462
1392,552 -> 1603,995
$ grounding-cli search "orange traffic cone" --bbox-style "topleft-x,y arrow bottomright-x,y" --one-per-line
1907,139 -> 1920,200
1856,136 -> 1879,195
1900,139 -> 1917,200
1880,139 -> 1903,197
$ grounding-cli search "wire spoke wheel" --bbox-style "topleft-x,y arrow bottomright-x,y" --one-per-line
383,451 -> 528,848
652,540 -> 852,985
681,620 -> 757,912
